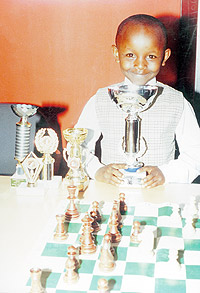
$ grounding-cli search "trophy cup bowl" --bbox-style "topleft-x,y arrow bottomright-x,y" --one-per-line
108,84 -> 158,186
63,128 -> 89,191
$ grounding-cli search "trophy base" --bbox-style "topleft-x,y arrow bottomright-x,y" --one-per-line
10,172 -> 27,187
63,176 -> 89,192
120,166 -> 146,188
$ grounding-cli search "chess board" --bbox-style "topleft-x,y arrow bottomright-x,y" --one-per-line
25,197 -> 200,293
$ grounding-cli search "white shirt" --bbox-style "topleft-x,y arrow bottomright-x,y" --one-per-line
75,79 -> 200,183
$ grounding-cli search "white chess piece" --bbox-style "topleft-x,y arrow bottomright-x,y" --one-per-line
183,214 -> 196,238
138,227 -> 155,256
167,249 -> 181,273
170,205 -> 181,225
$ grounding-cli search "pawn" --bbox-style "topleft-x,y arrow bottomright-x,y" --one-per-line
108,210 -> 121,243
54,214 -> 68,241
168,249 -> 181,272
91,201 -> 102,222
80,213 -> 96,254
119,193 -> 127,215
90,210 -> 101,233
63,258 -> 79,284
30,268 -> 44,293
99,234 -> 115,272
130,221 -> 141,244
113,200 -> 122,229
183,214 -> 196,237
104,233 -> 115,256
65,185 -> 79,221
67,245 -> 80,270
98,278 -> 110,293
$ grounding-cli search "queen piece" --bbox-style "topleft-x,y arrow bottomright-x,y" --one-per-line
108,84 -> 158,186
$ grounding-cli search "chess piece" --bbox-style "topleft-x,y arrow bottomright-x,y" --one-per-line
138,227 -> 154,256
91,201 -> 102,223
108,209 -> 121,243
119,193 -> 127,215
54,214 -> 68,241
170,205 -> 181,220
168,249 -> 181,272
99,234 -> 115,272
65,185 -> 79,221
80,213 -> 96,254
188,196 -> 198,219
130,221 -> 141,244
30,268 -> 44,293
183,214 -> 196,237
63,258 -> 79,284
67,245 -> 80,270
90,210 -> 101,233
98,278 -> 110,293
113,200 -> 122,229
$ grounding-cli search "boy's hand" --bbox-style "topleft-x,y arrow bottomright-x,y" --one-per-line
95,163 -> 127,186
137,166 -> 165,188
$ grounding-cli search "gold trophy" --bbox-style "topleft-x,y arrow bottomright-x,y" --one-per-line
108,84 -> 158,186
21,151 -> 43,187
63,128 -> 89,191
11,104 -> 38,186
35,128 -> 59,180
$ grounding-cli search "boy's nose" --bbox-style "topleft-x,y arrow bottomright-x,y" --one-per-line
133,57 -> 147,71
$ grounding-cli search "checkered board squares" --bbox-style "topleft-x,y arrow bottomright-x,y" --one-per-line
26,200 -> 200,293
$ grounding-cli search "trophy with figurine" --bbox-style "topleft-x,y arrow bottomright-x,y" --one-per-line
35,128 -> 59,181
108,84 -> 158,186
63,128 -> 89,191
10,104 -> 38,186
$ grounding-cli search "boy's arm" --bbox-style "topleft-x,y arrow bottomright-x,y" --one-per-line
75,95 -> 104,179
159,99 -> 200,183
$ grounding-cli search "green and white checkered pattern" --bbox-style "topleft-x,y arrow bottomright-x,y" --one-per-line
26,199 -> 200,293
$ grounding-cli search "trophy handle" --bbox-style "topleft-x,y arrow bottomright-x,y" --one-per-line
136,136 -> 148,159
63,147 -> 68,164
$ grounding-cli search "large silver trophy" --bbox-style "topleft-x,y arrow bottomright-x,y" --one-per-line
11,104 -> 38,186
108,84 -> 158,186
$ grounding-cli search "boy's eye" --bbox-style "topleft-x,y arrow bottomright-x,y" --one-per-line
148,55 -> 157,59
126,53 -> 135,58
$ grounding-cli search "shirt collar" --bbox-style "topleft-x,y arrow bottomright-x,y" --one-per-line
124,77 -> 157,86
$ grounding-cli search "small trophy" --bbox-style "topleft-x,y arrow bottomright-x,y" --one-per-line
63,128 -> 89,191
21,151 -> 43,187
108,84 -> 158,186
35,128 -> 59,180
11,104 -> 38,186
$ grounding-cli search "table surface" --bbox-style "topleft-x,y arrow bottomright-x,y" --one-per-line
1,176 -> 200,292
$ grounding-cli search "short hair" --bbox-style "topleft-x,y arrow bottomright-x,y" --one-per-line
115,14 -> 168,49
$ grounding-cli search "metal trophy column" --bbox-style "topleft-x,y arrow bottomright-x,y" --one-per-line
109,84 -> 158,186
11,104 -> 38,186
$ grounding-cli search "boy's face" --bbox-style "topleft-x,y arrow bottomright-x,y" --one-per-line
113,23 -> 171,85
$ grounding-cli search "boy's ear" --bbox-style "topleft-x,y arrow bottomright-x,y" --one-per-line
112,45 -> 120,63
162,48 -> 171,66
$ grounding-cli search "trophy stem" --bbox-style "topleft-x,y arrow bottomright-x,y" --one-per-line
124,114 -> 141,157
15,122 -> 31,162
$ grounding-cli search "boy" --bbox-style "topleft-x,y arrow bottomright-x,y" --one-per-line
75,14 -> 200,188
